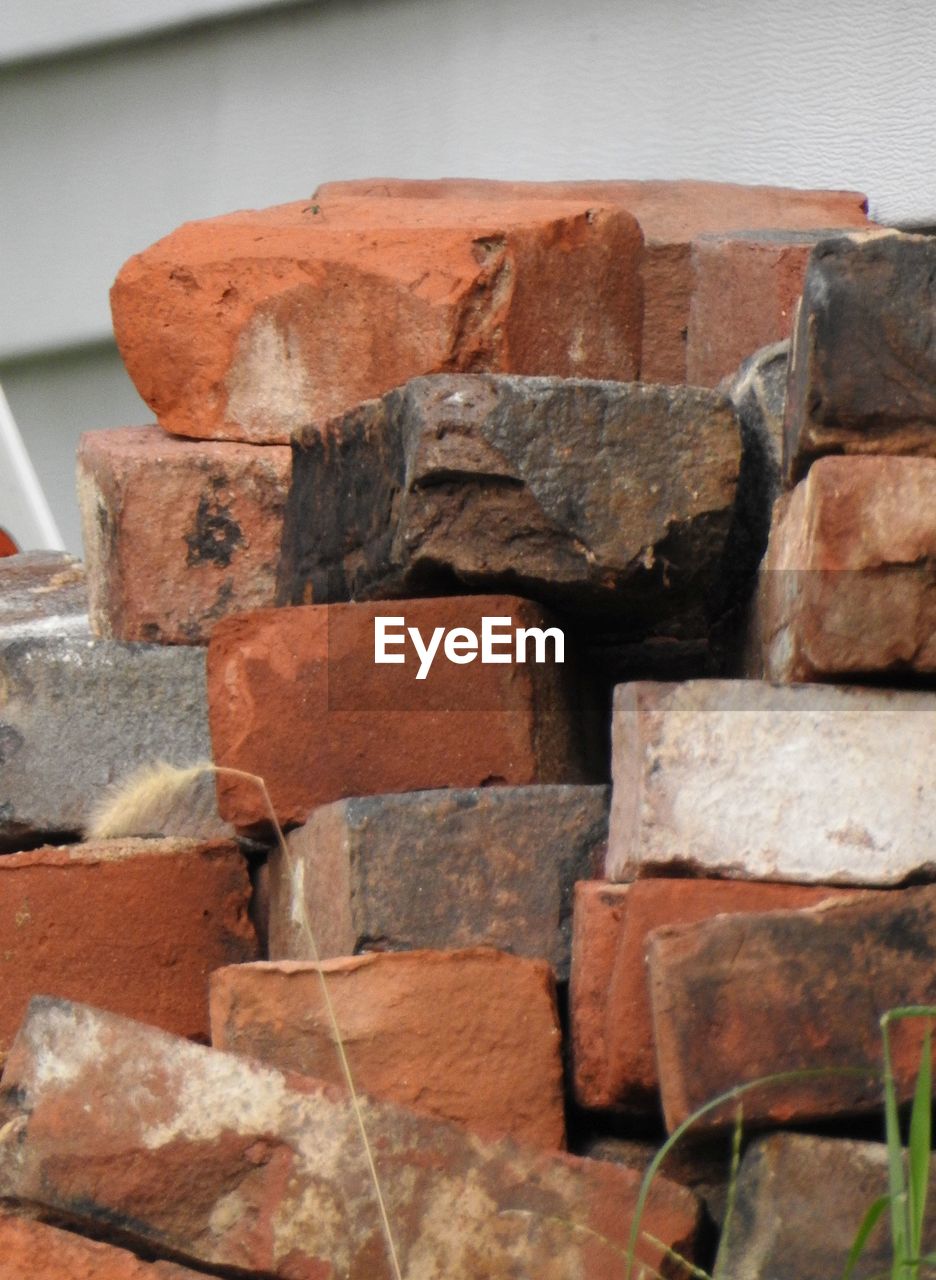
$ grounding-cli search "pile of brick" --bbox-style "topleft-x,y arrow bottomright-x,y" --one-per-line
1,178 -> 934,1279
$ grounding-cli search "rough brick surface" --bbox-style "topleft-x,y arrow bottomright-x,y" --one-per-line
568,882 -> 630,1110
315,178 -> 869,381
687,230 -> 829,387
0,999 -> 701,1279
208,597 -> 595,834
570,879 -> 853,1111
785,230 -> 936,481
649,885 -> 936,1131
715,1133 -> 936,1280
0,551 -> 89,639
278,374 -> 743,645
0,1213 -> 204,1279
111,197 -> 643,444
583,1137 -> 730,1227
606,679 -> 936,884
756,455 -> 936,682
211,949 -> 565,1148
0,838 -> 256,1062
0,636 -> 229,849
78,426 -> 291,644
267,785 -> 608,981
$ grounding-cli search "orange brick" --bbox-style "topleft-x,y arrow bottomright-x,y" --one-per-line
0,838 -> 256,1060
569,881 -> 630,1109
316,178 -> 869,381
570,879 -> 848,1111
207,596 -> 593,833
0,1213 -> 203,1279
112,196 -> 643,444
603,880 -> 858,1108
211,949 -> 565,1148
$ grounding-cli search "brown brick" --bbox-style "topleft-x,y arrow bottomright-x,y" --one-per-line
0,1213 -> 204,1279
715,1133 -> 936,1280
601,880 -> 859,1109
267,785 -> 608,982
315,177 -> 869,382
570,879 -> 851,1110
0,838 -> 256,1063
210,949 -> 565,1148
648,885 -> 936,1131
278,375 -> 743,651
111,196 -> 643,444
1,998 -> 702,1279
687,230 -> 827,387
757,455 -> 936,682
208,596 -> 594,834
78,426 -> 291,644
785,230 -> 936,482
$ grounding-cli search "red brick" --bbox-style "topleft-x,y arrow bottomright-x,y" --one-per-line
207,596 -> 593,833
0,838 -> 256,1062
1,998 -> 702,1279
603,880 -> 859,1109
648,885 -> 936,1132
78,426 -> 291,644
0,1213 -> 203,1278
316,178 -> 869,381
210,948 -> 565,1148
756,455 -> 936,681
111,197 -> 643,444
569,881 -> 630,1110
686,231 -> 825,386
570,879 -> 849,1111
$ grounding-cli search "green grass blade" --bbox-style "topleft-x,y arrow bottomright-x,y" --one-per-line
907,1023 -> 932,1270
881,1012 -> 909,1276
713,1105 -> 745,1280
842,1195 -> 891,1280
622,1065 -> 878,1280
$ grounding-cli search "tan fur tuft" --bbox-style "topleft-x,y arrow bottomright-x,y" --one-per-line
87,760 -> 214,839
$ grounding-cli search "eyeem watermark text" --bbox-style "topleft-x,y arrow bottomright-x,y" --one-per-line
375,615 -> 565,680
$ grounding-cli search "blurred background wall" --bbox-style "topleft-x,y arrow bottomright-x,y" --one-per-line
3,0 -> 935,553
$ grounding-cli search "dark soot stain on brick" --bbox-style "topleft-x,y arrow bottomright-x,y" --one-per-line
185,497 -> 244,568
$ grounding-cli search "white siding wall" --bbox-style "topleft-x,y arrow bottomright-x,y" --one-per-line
3,0 -> 936,551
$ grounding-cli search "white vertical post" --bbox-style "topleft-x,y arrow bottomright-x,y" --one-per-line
0,380 -> 65,551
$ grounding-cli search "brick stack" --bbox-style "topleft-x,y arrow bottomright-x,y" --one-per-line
4,181 -> 936,1279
